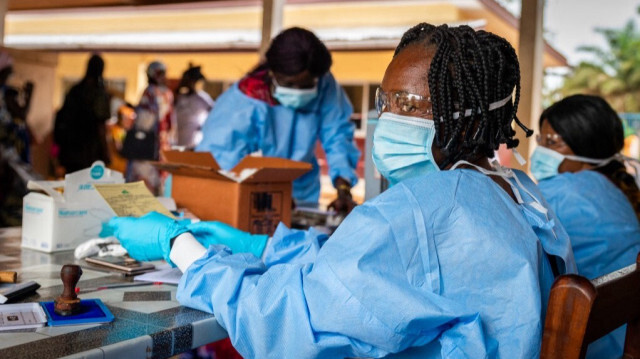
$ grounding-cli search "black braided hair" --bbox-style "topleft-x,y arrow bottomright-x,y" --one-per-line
395,23 -> 533,168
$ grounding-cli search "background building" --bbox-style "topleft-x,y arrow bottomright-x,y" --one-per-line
3,0 -> 563,202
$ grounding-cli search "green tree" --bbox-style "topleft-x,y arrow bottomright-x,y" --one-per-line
560,19 -> 640,112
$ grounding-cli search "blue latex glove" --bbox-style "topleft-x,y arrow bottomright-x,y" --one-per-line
108,211 -> 188,265
186,221 -> 268,258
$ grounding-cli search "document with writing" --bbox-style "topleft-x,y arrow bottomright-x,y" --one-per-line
94,181 -> 175,218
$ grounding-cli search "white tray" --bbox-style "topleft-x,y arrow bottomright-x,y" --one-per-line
0,302 -> 47,331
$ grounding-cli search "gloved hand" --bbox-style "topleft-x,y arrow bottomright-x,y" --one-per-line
328,177 -> 357,214
108,211 -> 189,265
186,221 -> 268,258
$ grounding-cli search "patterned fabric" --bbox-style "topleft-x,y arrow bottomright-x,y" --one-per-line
137,84 -> 175,155
237,69 -> 277,106
129,84 -> 174,195
175,90 -> 214,148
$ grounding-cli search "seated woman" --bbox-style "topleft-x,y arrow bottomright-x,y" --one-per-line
531,94 -> 640,358
109,24 -> 575,358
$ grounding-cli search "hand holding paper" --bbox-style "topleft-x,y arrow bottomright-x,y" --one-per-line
108,212 -> 188,265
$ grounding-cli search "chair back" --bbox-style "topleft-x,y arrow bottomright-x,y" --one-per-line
540,253 -> 640,359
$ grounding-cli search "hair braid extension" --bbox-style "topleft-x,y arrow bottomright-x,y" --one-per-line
393,23 -> 532,165
450,34 -> 476,149
454,38 -> 483,150
469,31 -> 492,149
434,31 -> 452,147
446,33 -> 470,151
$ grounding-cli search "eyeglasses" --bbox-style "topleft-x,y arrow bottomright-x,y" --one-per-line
375,87 -> 433,118
535,133 -> 564,147
271,73 -> 318,90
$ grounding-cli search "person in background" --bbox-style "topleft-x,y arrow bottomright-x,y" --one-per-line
196,27 -> 359,212
531,94 -> 640,359
622,117 -> 639,159
54,53 -> 110,173
106,103 -> 135,174
108,24 -> 576,358
0,50 -> 34,226
126,61 -> 174,195
174,64 -> 214,149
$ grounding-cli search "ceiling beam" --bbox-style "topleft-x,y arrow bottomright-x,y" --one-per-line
7,0 -> 224,12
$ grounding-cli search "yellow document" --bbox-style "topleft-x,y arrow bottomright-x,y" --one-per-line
94,181 -> 175,218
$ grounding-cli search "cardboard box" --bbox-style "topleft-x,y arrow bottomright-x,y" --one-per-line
156,151 -> 311,235
21,162 -> 123,252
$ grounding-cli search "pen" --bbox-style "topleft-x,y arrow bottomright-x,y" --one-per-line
76,281 -> 163,293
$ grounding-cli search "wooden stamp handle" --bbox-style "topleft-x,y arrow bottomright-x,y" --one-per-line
60,265 -> 82,300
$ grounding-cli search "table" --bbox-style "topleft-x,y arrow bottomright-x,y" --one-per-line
0,227 -> 228,359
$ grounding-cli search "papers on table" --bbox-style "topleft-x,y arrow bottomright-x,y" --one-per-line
94,181 -> 175,218
134,267 -> 182,285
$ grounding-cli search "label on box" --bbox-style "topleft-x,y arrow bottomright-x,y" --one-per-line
249,191 -> 282,235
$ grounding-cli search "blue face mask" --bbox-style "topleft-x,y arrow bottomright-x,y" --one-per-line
273,82 -> 318,109
531,145 -> 624,182
530,146 -> 566,181
372,112 -> 440,186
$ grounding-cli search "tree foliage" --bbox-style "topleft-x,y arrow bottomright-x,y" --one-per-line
560,18 -> 640,112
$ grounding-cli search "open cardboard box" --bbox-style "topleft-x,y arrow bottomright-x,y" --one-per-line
155,151 -> 311,235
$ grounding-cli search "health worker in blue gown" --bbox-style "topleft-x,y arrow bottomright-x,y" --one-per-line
196,27 -> 360,211
108,24 -> 576,358
531,94 -> 640,359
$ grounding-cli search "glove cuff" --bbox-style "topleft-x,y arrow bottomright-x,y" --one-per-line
161,221 -> 190,267
250,234 -> 269,258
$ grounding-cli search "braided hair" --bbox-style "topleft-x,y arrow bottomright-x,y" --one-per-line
395,23 -> 532,167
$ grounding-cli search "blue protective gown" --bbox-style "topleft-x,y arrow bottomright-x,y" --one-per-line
538,170 -> 640,359
177,168 -> 576,358
195,73 -> 360,203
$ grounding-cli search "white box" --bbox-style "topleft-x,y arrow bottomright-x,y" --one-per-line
21,161 -> 123,253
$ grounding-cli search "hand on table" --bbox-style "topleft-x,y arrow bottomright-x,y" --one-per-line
186,221 -> 268,258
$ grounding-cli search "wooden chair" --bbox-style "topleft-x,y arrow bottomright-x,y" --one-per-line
540,253 -> 640,359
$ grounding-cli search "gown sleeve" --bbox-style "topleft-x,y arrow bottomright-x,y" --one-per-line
195,85 -> 264,170
177,189 -> 493,358
317,73 -> 360,185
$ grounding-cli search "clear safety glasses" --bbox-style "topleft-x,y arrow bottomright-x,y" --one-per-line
375,87 -> 514,122
375,87 -> 433,118
535,133 -> 565,148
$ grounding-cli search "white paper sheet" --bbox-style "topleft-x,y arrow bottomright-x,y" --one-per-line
133,267 -> 182,285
